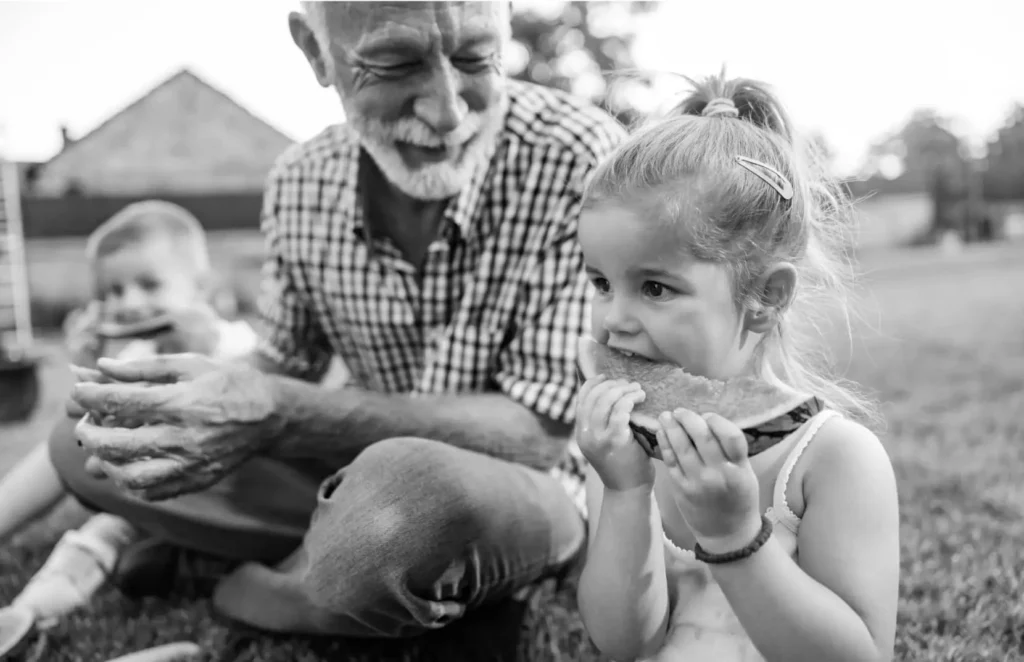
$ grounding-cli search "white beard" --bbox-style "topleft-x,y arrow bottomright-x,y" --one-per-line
342,93 -> 509,201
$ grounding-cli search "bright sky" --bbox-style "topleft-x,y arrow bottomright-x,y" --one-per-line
1,0 -> 1022,176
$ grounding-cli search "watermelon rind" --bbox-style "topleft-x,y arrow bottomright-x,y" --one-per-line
97,314 -> 175,340
577,336 -> 809,431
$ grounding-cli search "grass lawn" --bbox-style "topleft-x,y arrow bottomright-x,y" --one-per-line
2,242 -> 1024,661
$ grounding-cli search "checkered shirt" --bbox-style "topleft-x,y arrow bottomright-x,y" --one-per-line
255,80 -> 626,516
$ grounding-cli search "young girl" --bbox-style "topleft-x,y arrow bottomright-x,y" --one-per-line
574,73 -> 900,662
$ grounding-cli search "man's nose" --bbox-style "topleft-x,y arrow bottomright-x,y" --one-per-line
413,61 -> 468,136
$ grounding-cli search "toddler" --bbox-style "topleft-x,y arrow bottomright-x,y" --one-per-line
0,200 -> 256,626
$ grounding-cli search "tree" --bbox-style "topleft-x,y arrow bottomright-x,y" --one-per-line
852,109 -> 978,236
508,1 -> 659,126
858,109 -> 968,192
983,104 -> 1024,201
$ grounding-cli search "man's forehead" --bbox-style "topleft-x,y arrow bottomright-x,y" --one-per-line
318,2 -> 507,49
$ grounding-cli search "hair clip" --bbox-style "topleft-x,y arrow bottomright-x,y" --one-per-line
735,156 -> 794,201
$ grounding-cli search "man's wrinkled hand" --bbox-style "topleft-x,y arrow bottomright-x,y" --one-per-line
70,353 -> 285,501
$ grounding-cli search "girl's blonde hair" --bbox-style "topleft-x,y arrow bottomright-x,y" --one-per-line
585,71 -> 876,423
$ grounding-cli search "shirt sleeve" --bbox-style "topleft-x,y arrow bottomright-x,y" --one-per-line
493,231 -> 590,426
253,163 -> 333,381
492,114 -> 624,425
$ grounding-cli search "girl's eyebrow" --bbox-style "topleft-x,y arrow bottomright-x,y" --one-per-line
632,266 -> 695,288
633,266 -> 682,279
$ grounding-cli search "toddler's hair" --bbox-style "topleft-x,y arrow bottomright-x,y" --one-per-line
85,200 -> 211,276
585,71 -> 875,422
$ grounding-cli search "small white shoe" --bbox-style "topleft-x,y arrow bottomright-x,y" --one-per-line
0,605 -> 35,658
11,528 -> 119,627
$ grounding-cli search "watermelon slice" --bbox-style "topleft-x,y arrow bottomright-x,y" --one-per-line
577,336 -> 811,458
97,314 -> 175,340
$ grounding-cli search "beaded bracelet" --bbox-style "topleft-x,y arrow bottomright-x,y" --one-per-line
694,515 -> 774,565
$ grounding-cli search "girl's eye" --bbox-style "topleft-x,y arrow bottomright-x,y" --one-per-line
592,277 -> 611,294
642,281 -> 670,299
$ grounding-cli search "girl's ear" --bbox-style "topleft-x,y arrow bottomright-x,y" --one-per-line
745,262 -> 797,334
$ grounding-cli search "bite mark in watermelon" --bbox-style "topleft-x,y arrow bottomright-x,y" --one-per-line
577,336 -> 811,458
96,314 -> 175,340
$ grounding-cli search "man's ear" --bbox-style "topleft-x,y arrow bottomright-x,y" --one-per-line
288,11 -> 334,88
745,262 -> 797,334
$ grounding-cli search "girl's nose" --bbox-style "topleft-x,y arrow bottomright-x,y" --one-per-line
602,299 -> 641,336
120,286 -> 147,308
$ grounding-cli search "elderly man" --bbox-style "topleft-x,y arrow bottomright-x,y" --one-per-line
56,0 -> 625,636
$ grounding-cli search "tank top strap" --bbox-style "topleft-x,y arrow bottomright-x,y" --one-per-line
771,409 -> 841,517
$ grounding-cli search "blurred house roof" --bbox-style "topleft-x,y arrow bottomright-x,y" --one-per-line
29,68 -> 296,197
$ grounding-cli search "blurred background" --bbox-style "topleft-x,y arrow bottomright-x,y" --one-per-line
1,3 -> 1024,660
1,0 -> 1023,332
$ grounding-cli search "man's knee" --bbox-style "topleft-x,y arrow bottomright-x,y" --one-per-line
327,436 -> 481,522
302,437 -> 482,613
345,436 -> 467,481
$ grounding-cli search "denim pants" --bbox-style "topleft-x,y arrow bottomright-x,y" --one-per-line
49,417 -> 586,637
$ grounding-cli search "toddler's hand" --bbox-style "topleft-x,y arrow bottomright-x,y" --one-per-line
63,302 -> 103,367
657,410 -> 762,554
576,375 -> 653,492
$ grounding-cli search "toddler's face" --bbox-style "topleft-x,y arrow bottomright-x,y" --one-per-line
94,236 -> 204,325
578,199 -> 757,380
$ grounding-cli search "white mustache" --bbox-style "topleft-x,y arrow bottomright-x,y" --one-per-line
369,112 -> 484,149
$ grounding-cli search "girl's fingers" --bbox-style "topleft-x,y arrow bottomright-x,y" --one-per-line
657,428 -> 689,487
673,408 -> 725,466
594,380 -> 641,430
608,387 -> 645,437
580,377 -> 620,435
578,376 -> 609,427
657,427 -> 678,467
583,379 -> 617,430
577,374 -> 605,412
658,411 -> 703,476
608,406 -> 631,438
703,413 -> 749,464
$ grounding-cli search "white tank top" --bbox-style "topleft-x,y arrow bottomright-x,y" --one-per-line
639,409 -> 841,662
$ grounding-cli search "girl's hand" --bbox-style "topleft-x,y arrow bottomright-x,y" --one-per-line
657,409 -> 763,553
576,375 -> 652,492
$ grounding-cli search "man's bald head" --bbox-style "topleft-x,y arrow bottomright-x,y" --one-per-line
299,2 -> 511,76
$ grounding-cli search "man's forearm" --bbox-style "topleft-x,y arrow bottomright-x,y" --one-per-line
265,375 -> 572,471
